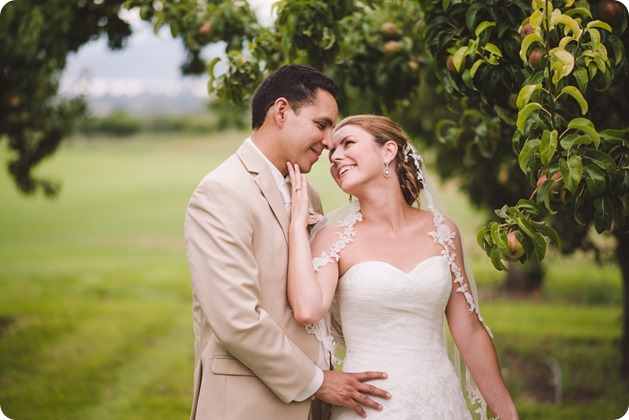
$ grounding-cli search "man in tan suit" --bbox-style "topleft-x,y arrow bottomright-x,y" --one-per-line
184,64 -> 389,420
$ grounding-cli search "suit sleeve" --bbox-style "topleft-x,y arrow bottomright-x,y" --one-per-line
184,177 -> 317,403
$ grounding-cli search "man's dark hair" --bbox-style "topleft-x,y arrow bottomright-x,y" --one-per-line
251,64 -> 339,129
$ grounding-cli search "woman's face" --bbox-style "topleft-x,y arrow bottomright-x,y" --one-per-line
329,124 -> 385,193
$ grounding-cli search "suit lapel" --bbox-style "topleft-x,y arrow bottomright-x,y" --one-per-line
236,140 -> 290,241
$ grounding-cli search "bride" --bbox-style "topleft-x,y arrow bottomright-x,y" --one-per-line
286,115 -> 518,419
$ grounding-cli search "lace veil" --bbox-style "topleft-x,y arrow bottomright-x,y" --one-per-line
306,143 -> 493,420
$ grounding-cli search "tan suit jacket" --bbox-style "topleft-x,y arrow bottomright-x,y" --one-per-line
184,140 -> 326,420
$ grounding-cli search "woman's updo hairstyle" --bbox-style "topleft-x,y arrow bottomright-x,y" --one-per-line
335,115 -> 423,206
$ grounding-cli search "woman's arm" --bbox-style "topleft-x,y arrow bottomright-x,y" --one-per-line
444,220 -> 519,420
286,162 -> 339,325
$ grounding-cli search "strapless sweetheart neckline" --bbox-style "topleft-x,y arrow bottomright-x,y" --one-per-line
340,254 -> 446,279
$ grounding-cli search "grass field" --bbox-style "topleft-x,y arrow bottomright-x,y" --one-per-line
0,131 -> 627,419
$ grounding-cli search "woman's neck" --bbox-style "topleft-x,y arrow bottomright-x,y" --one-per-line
357,191 -> 412,233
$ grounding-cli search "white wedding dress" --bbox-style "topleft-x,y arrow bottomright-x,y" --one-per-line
329,256 -> 472,420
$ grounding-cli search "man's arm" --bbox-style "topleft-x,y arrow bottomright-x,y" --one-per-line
185,178 -> 316,403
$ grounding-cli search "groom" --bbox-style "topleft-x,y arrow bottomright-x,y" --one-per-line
184,64 -> 389,419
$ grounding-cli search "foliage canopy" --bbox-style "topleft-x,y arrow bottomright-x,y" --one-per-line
1,0 -> 627,268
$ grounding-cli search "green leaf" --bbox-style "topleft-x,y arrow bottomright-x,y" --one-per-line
587,20 -> 613,33
573,68 -> 589,93
495,205 -> 509,219
466,2 -> 486,32
520,33 -> 544,62
551,13 -> 582,39
583,164 -> 607,197
584,150 -> 617,176
483,42 -> 502,58
567,118 -> 600,148
559,155 -> 583,193
452,46 -> 467,72
600,129 -> 629,142
536,176 -> 556,214
516,84 -> 542,109
565,7 -> 593,19
490,222 -> 508,250
475,21 -> 496,37
207,56 -> 223,80
558,86 -> 588,114
470,59 -> 484,78
517,102 -> 543,133
532,222 -> 561,246
593,196 -> 613,233
477,225 -> 493,253
607,36 -> 625,66
516,199 -> 543,216
435,119 -> 461,144
518,139 -> 541,173
530,8 -> 544,28
549,48 -> 575,84
170,22 -> 180,38
560,134 -> 591,150
559,35 -> 579,49
490,245 -> 508,271
540,129 -> 558,166
461,68 -> 475,90
493,105 -> 517,126
514,214 -> 546,261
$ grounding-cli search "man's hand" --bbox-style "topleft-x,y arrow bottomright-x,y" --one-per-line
315,370 -> 390,418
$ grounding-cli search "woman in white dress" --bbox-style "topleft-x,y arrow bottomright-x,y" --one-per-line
286,115 -> 518,419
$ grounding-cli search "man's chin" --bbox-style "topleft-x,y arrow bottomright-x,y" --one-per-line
300,161 -> 316,173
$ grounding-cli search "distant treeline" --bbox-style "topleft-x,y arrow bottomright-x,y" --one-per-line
79,101 -> 248,137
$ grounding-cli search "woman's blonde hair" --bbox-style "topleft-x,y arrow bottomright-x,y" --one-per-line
335,115 -> 423,206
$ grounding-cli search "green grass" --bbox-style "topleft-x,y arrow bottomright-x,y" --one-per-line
0,131 -> 627,420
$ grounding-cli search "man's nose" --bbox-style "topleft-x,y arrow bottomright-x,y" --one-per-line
321,131 -> 333,150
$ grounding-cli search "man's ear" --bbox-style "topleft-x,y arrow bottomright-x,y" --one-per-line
273,97 -> 290,126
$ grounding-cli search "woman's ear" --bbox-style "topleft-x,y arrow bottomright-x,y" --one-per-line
384,141 -> 398,162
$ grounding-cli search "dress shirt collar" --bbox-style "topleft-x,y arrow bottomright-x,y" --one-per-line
245,137 -> 288,190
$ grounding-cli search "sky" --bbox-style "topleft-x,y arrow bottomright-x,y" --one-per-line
58,0 -> 277,99
4,0 -> 629,99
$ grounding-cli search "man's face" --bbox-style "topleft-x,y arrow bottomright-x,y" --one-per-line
280,89 -> 338,173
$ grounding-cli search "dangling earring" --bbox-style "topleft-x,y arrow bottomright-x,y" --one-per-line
383,160 -> 391,178
348,195 -> 353,203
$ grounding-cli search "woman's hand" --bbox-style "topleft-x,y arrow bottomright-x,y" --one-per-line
286,162 -> 312,230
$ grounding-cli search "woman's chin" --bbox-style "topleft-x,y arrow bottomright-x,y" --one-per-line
340,184 -> 354,196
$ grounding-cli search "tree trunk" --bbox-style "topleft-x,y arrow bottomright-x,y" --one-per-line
616,230 -> 629,382
504,260 -> 544,294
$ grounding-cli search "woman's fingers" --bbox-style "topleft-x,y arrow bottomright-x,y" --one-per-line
292,163 -> 302,191
287,163 -> 307,197
286,162 -> 296,184
286,163 -> 309,227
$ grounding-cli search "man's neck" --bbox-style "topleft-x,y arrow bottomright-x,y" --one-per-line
250,131 -> 286,176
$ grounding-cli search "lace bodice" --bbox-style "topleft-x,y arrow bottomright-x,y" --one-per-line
330,256 -> 472,420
